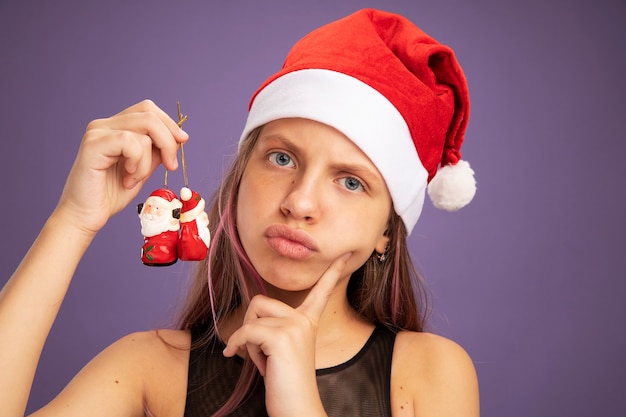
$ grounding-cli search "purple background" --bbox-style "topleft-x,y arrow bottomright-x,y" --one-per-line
1,1 -> 625,415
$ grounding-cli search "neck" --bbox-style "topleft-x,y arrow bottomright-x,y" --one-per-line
221,274 -> 372,338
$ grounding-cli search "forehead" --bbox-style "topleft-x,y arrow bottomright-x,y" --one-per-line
258,118 -> 380,167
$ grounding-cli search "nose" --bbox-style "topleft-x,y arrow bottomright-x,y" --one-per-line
279,174 -> 322,222
143,203 -> 155,215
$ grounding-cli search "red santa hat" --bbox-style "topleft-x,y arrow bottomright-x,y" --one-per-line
149,188 -> 179,204
239,8 -> 476,234
179,187 -> 206,223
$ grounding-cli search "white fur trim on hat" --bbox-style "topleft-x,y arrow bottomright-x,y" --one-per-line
240,69 -> 429,234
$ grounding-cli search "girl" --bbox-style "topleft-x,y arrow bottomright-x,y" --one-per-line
0,9 -> 479,417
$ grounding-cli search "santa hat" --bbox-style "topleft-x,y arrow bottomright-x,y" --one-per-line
239,8 -> 476,234
179,187 -> 206,223
149,188 -> 179,205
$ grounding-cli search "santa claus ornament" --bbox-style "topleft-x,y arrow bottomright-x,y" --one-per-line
137,188 -> 182,266
137,102 -> 211,266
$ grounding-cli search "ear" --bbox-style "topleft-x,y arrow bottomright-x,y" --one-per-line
375,234 -> 390,255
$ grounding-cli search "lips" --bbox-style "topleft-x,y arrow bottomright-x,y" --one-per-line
264,224 -> 319,260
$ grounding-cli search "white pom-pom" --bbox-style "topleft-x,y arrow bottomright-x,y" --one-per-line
180,187 -> 192,201
427,160 -> 476,211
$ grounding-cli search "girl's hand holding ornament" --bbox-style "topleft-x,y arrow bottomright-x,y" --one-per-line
54,100 -> 188,236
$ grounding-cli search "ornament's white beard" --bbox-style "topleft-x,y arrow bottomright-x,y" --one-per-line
140,214 -> 172,237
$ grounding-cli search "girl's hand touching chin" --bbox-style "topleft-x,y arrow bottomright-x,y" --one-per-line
223,252 -> 352,417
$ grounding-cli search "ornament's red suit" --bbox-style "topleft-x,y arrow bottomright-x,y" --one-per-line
178,187 -> 210,261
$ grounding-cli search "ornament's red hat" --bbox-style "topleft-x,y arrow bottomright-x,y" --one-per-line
179,187 -> 200,210
149,188 -> 178,202
179,187 -> 206,223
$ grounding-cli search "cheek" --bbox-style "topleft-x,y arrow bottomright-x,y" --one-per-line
333,205 -> 389,253
325,219 -> 378,253
238,170 -> 276,216
236,172 -> 269,244
236,175 -> 256,225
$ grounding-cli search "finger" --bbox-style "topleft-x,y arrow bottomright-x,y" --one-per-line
96,112 -> 181,171
80,128 -> 143,171
223,326 -> 277,376
223,313 -> 293,353
117,99 -> 189,142
91,100 -> 188,171
222,339 -> 269,377
223,320 -> 273,358
298,252 -> 352,319
121,134 -> 155,189
241,295 -> 294,323
246,342 -> 268,377
79,127 -> 158,192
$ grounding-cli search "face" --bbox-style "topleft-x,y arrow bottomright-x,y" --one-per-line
236,118 -> 391,293
140,196 -> 176,237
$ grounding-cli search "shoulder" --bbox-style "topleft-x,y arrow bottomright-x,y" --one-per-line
106,327 -> 190,351
393,331 -> 475,375
97,328 -> 190,376
31,329 -> 190,417
86,329 -> 192,416
127,329 -> 191,416
390,331 -> 479,417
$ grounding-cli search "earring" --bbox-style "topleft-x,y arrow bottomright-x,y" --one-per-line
376,248 -> 388,263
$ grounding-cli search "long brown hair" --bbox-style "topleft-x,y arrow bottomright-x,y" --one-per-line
176,126 -> 429,415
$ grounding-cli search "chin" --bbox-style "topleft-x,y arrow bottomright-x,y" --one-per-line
257,262 -> 324,293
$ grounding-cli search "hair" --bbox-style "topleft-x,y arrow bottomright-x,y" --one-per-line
175,126 -> 430,416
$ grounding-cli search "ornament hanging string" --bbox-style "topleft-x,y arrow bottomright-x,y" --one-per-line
164,101 -> 189,188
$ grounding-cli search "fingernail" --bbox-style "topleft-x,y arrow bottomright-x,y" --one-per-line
179,128 -> 189,139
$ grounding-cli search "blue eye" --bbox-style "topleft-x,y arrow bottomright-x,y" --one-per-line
340,176 -> 364,192
268,152 -> 294,167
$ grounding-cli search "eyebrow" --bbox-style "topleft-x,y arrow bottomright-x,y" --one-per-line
259,133 -> 297,148
331,162 -> 384,185
259,130 -> 385,185
257,132 -> 309,158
